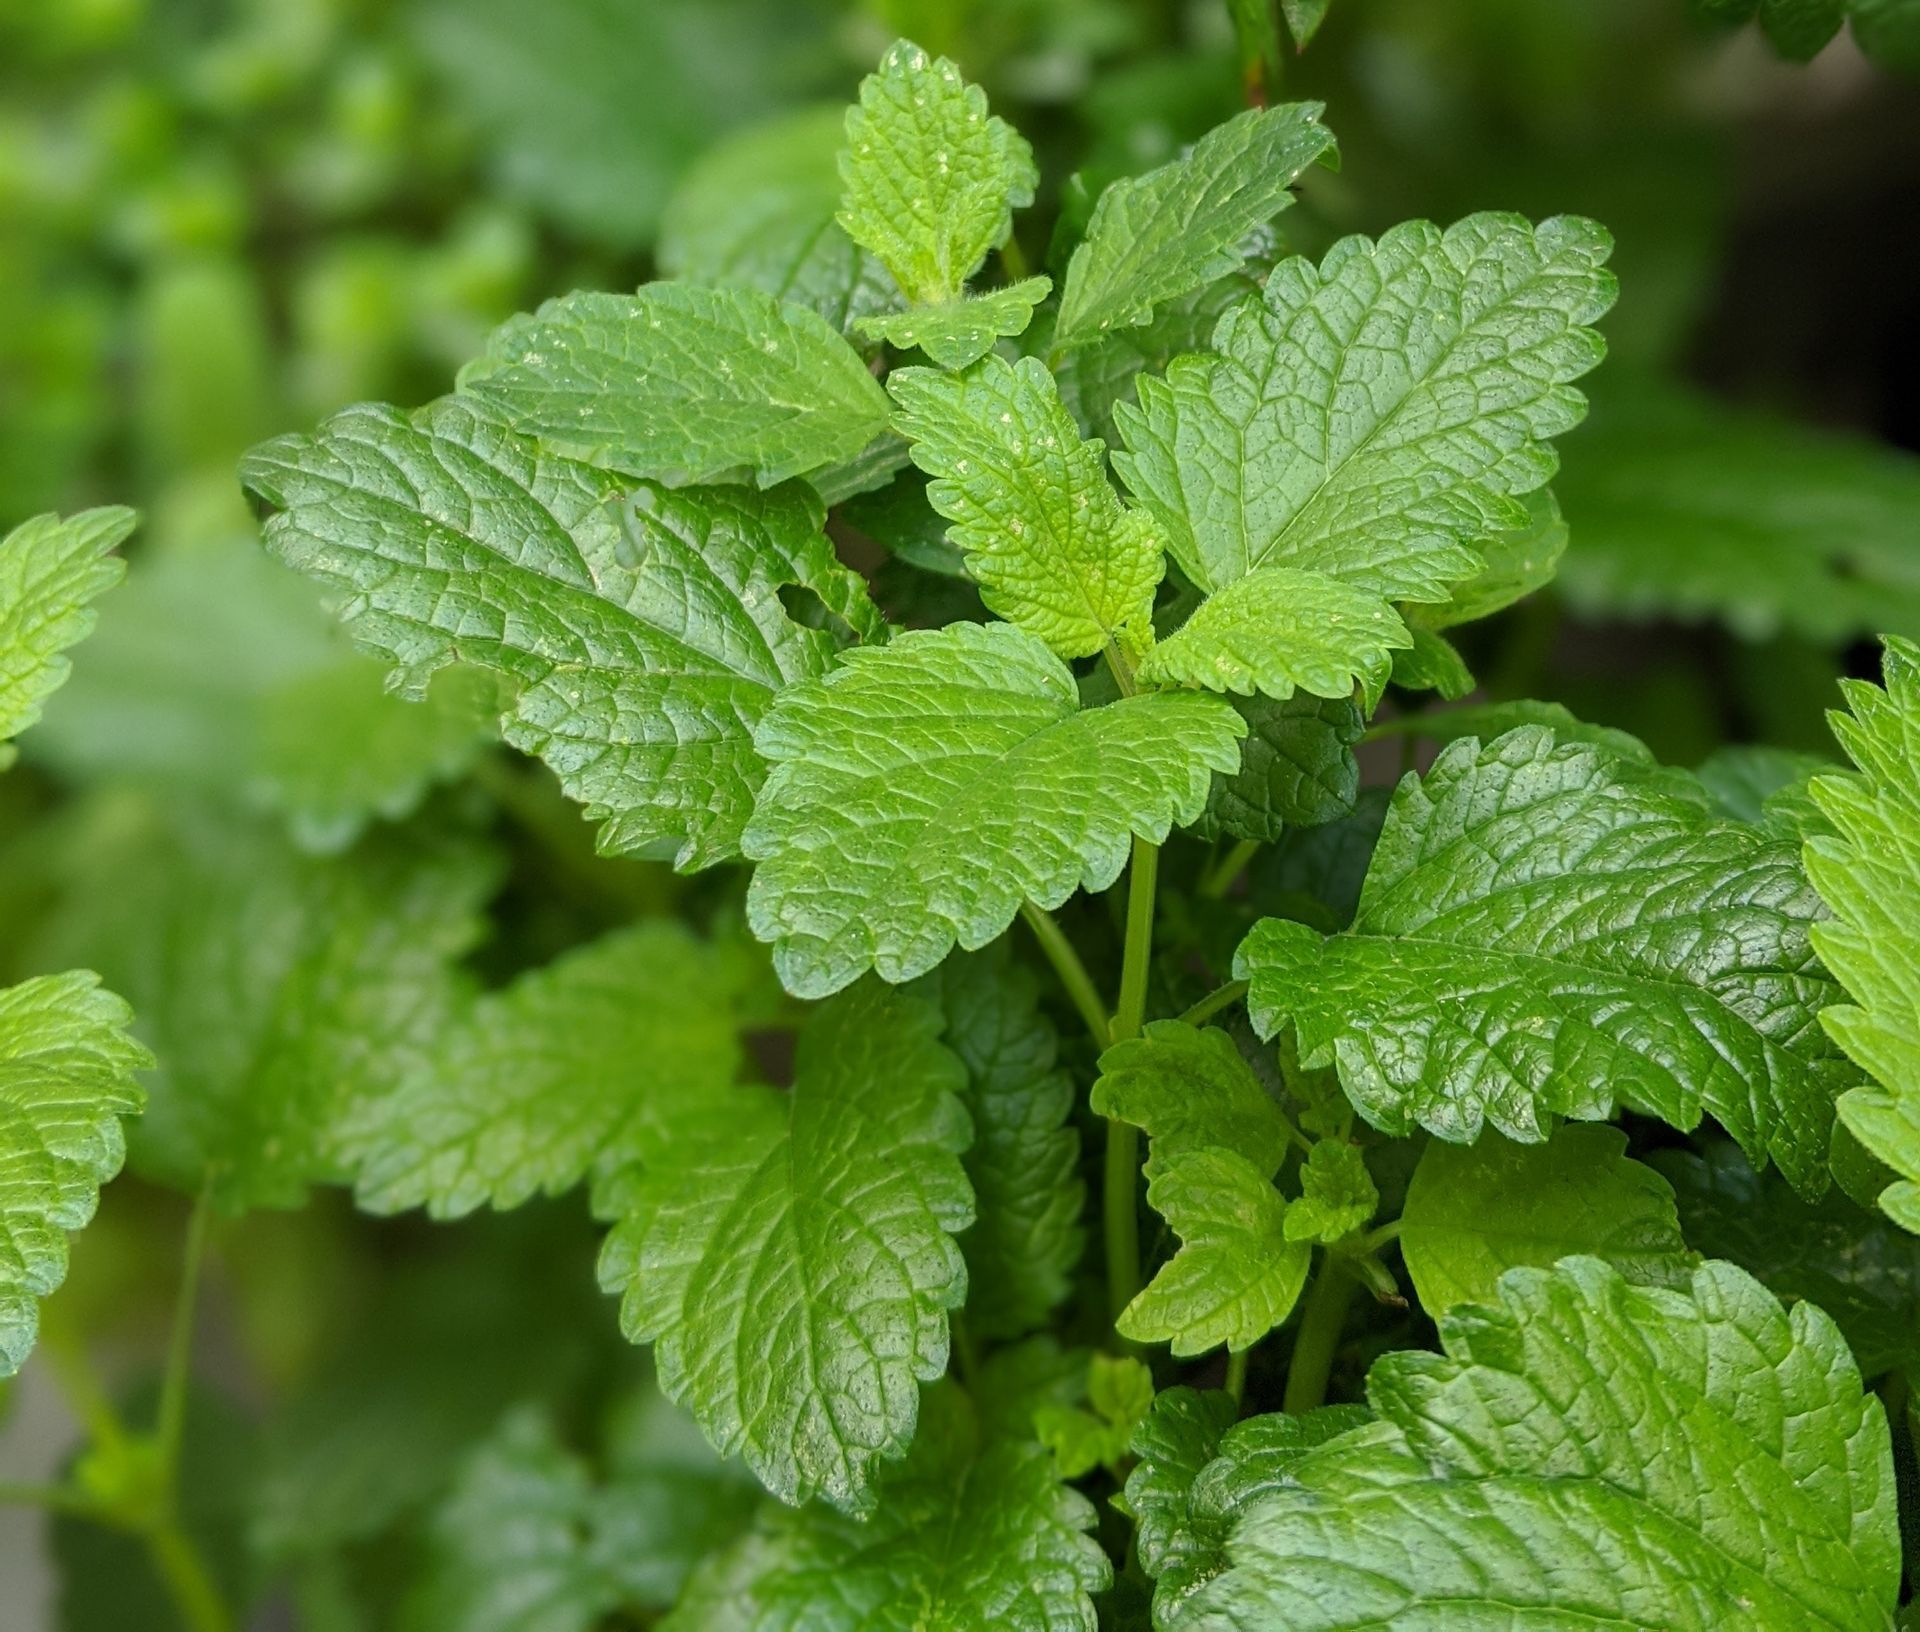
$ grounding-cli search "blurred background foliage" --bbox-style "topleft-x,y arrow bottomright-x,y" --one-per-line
1,0 -> 1916,1625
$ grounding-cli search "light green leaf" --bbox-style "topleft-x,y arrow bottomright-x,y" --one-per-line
1411,488 -> 1568,631
1121,1148 -> 1310,1355
1115,214 -> 1615,601
1698,745 -> 1836,826
658,106 -> 901,336
1281,0 -> 1335,46
1138,568 -> 1407,705
1237,725 -> 1855,1194
33,803 -> 495,1213
461,285 -> 893,488
923,944 -> 1085,1339
1036,1353 -> 1155,1477
1808,636 -> 1920,1229
1387,624 -> 1474,700
347,924 -> 762,1220
666,1384 -> 1109,1632
1283,1140 -> 1375,1244
1053,104 -> 1334,352
888,356 -> 1165,659
837,39 -> 1036,306
742,622 -> 1243,998
0,973 -> 148,1378
1091,1021 -> 1293,1179
242,395 -> 880,869
1198,694 -> 1362,843
596,982 -> 972,1512
0,507 -> 135,765
1128,1391 -> 1368,1631
857,276 -> 1051,368
1177,1257 -> 1899,1631
1402,1125 -> 1695,1317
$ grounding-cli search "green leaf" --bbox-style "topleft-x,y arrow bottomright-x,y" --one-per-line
0,972 -> 148,1378
33,804 -> 495,1213
1128,1391 -> 1368,1631
922,943 -> 1085,1339
1138,568 -> 1407,705
857,276 -> 1051,368
742,622 -> 1243,998
1366,696 -> 1667,771
1402,1125 -> 1695,1318
347,924 -> 762,1220
596,982 -> 972,1512
1411,488 -> 1568,631
1176,1257 -> 1899,1630
0,507 -> 135,765
1091,1021 -> 1293,1179
837,39 -> 1037,306
1115,213 -> 1615,601
1280,0 -> 1335,46
1556,376 -> 1920,643
666,1384 -> 1109,1632
1808,636 -> 1920,1229
1053,104 -> 1335,352
242,395 -> 880,869
1036,1353 -> 1155,1477
461,285 -> 893,488
1121,1148 -> 1311,1355
1283,1140 -> 1375,1244
888,356 -> 1165,659
658,106 -> 901,336
1198,694 -> 1362,843
1386,625 -> 1474,700
1237,726 -> 1855,1194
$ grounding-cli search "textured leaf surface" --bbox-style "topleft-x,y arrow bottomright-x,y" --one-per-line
1138,568 -> 1407,704
743,623 -> 1243,997
1179,1257 -> 1899,1631
462,285 -> 892,488
348,924 -> 760,1219
1402,1125 -> 1695,1317
924,945 -> 1084,1339
1115,214 -> 1615,600
597,983 -> 971,1512
1121,1149 -> 1309,1355
1053,104 -> 1334,351
837,40 -> 1036,306
1199,694 -> 1361,843
1413,488 -> 1567,630
1238,726 -> 1852,1193
889,357 -> 1164,659
0,973 -> 148,1377
1283,1140 -> 1375,1245
857,276 -> 1051,368
0,507 -> 135,764
1035,1353 -> 1155,1479
666,1385 -> 1108,1631
1091,1022 -> 1292,1179
242,396 -> 879,868
1808,637 -> 1920,1229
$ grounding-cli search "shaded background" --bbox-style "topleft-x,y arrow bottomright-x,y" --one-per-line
2,0 -> 1916,1625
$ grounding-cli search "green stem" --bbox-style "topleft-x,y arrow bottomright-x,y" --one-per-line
1350,1217 -> 1403,1257
1283,1261 -> 1355,1414
1201,837 -> 1261,900
1227,0 -> 1283,106
1019,902 -> 1111,1050
1112,837 -> 1158,1046
1224,1348 -> 1249,1407
1178,978 -> 1248,1028
1104,837 -> 1161,1325
1000,232 -> 1030,282
157,1185 -> 215,1478
38,1318 -> 128,1456
146,1519 -> 231,1632
0,1482 -> 100,1517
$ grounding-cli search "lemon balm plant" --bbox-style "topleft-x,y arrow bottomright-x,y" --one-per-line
7,33 -> 1920,1632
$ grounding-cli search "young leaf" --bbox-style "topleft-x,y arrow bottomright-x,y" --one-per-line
742,622 -> 1243,998
1401,1125 -> 1695,1317
1053,104 -> 1335,352
1120,1148 -> 1311,1355
596,982 -> 972,1512
242,396 -> 880,869
1198,694 -> 1362,843
1091,1021 -> 1293,1178
667,1385 -> 1109,1632
346,924 -> 761,1220
1283,1140 -> 1375,1245
1136,568 -> 1408,705
1386,624 -> 1475,700
923,944 -> 1085,1339
1237,726 -> 1853,1194
0,507 -> 135,765
837,40 -> 1037,307
1175,1257 -> 1899,1630
888,355 -> 1165,659
0,972 -> 149,1378
1807,636 -> 1920,1228
460,285 -> 893,488
857,275 -> 1051,368
1115,213 -> 1616,601
1036,1353 -> 1154,1477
